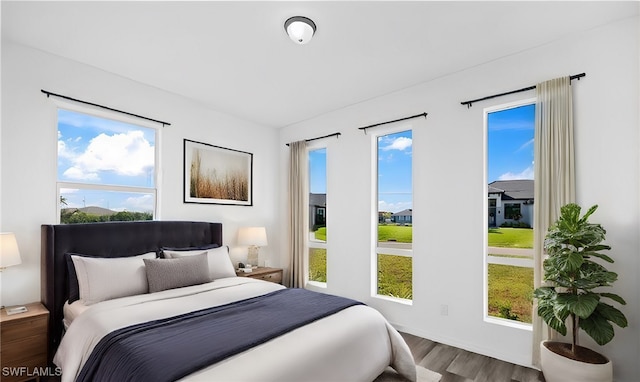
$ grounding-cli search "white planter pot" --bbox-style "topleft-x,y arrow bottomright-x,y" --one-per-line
540,341 -> 612,382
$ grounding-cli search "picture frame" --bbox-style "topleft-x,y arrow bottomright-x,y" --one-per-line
183,139 -> 253,206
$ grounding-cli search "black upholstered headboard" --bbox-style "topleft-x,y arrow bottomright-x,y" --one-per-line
41,220 -> 223,362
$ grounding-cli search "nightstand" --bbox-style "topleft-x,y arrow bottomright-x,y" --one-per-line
0,302 -> 49,382
236,267 -> 283,285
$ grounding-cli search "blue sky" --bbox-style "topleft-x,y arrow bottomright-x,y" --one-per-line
309,131 -> 414,214
308,104 -> 534,215
58,103 -> 532,216
57,109 -> 156,213
487,103 -> 535,183
309,148 -> 326,194
378,131 -> 413,213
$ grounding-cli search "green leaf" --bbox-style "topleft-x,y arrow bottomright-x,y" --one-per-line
580,310 -> 614,346
564,251 -> 584,272
533,287 -> 555,299
596,303 -> 628,328
600,292 -> 627,306
579,205 -> 598,224
537,302 -> 567,335
557,293 -> 599,319
583,244 -> 612,253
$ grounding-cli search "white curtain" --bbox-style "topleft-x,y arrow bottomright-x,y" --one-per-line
288,140 -> 309,288
532,76 -> 576,366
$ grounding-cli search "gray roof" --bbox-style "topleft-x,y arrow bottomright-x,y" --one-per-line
309,193 -> 326,207
488,180 -> 534,200
392,209 -> 413,216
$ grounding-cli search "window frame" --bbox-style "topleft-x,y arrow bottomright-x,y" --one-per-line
483,98 -> 535,330
307,142 -> 328,288
55,101 -> 161,224
371,124 -> 413,304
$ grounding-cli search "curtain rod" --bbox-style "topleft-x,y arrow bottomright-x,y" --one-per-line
358,112 -> 427,133
286,132 -> 341,146
460,73 -> 586,108
41,89 -> 171,127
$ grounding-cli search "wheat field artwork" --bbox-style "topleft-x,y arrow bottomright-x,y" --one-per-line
184,139 -> 252,205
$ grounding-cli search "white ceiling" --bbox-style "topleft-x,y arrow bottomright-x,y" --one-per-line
2,1 -> 637,128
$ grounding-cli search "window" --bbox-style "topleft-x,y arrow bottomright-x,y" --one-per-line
308,147 -> 327,284
485,100 -> 535,325
57,108 -> 158,224
375,129 -> 413,301
504,203 -> 522,220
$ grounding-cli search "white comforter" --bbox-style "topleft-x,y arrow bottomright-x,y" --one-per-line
55,277 -> 416,382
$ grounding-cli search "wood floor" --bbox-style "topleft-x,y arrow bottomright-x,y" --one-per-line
399,332 -> 545,382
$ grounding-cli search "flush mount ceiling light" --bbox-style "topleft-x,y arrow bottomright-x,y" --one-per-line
284,16 -> 316,45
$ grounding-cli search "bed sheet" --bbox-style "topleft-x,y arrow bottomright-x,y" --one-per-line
54,278 -> 416,382
62,300 -> 90,330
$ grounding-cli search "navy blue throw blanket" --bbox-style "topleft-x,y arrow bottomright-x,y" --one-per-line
77,288 -> 363,382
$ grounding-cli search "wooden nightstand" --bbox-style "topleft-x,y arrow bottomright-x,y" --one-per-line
236,267 -> 283,284
0,302 -> 49,382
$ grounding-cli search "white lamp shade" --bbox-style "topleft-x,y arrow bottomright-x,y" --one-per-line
238,227 -> 268,247
285,16 -> 316,45
0,232 -> 22,268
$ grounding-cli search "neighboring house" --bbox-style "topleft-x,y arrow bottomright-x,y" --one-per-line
391,209 -> 412,224
487,180 -> 534,227
309,193 -> 326,229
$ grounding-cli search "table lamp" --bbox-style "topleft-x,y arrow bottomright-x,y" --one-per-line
0,232 -> 22,271
238,227 -> 267,267
1,232 -> 27,314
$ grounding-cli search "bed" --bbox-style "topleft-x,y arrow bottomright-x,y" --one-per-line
41,221 -> 416,382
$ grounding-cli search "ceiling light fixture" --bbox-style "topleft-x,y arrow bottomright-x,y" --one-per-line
284,16 -> 316,45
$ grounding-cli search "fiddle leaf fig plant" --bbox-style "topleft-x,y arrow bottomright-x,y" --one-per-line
533,204 -> 628,356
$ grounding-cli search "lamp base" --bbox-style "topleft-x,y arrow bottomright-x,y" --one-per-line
247,246 -> 259,267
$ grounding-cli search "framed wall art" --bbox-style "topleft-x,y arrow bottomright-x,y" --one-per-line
183,139 -> 253,206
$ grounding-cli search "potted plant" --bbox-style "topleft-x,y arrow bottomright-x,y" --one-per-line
533,204 -> 627,382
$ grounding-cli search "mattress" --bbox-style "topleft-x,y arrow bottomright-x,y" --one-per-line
54,277 -> 416,382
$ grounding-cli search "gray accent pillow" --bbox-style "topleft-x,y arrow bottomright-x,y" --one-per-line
163,245 -> 236,280
144,253 -> 211,293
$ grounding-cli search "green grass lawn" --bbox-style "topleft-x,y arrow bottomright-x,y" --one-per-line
378,225 -> 412,243
488,264 -> 533,323
488,227 -> 533,248
309,225 -> 533,323
378,254 -> 412,299
488,227 -> 533,323
309,248 -> 326,282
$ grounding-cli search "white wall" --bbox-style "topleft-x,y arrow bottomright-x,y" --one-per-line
279,17 -> 639,381
0,42 -> 281,306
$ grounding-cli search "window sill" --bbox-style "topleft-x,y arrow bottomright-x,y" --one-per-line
484,316 -> 532,331
373,294 -> 413,306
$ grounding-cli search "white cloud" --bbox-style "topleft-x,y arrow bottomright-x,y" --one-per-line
61,131 -> 154,181
123,194 -> 154,212
63,166 -> 99,181
498,165 -> 534,180
516,138 -> 534,152
381,137 -> 412,151
378,200 -> 413,214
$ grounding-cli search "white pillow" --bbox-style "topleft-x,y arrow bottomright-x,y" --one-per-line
71,252 -> 156,305
163,246 -> 236,280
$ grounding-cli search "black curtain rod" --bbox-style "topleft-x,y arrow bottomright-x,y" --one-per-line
41,89 -> 171,127
286,132 -> 341,146
358,112 -> 427,133
460,73 -> 586,108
